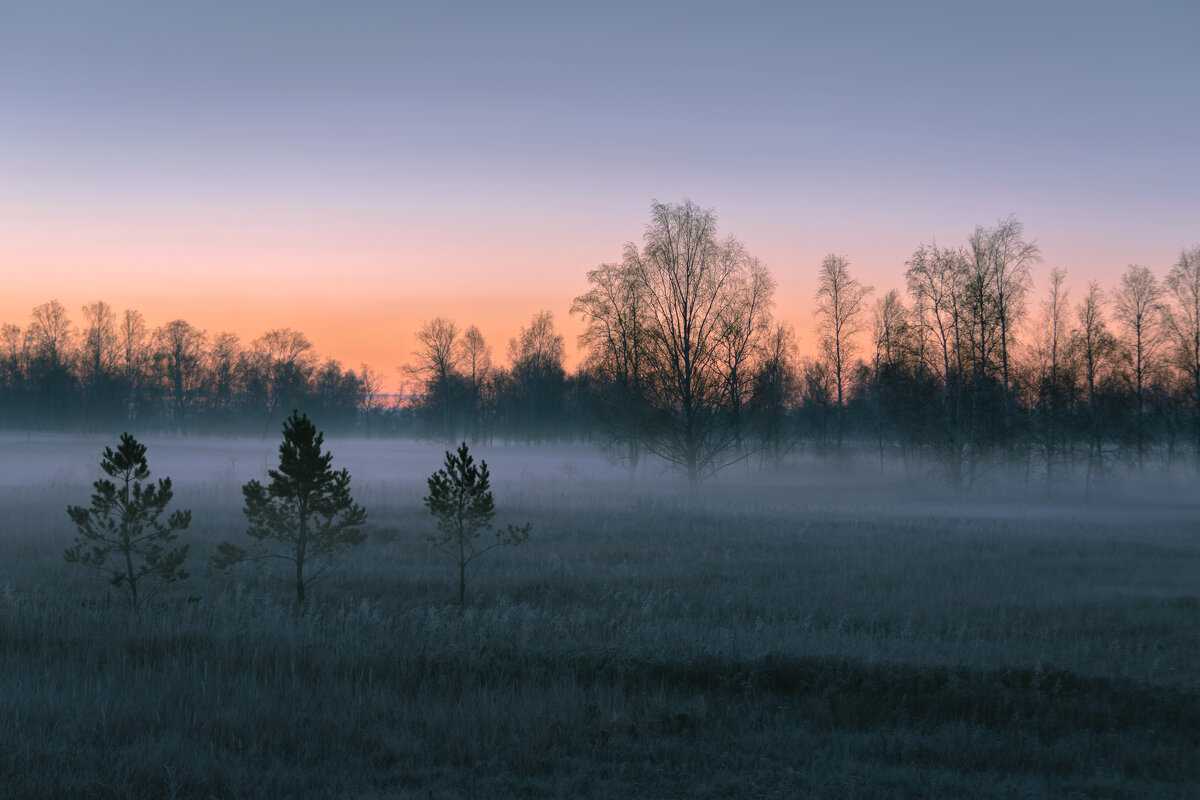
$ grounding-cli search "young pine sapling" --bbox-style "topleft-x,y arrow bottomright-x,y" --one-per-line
214,410 -> 367,607
65,433 -> 191,608
425,442 -> 530,613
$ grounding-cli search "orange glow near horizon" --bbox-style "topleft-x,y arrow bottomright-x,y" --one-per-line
3,205 -> 1191,394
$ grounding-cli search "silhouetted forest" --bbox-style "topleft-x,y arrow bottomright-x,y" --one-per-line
5,203 -> 1199,489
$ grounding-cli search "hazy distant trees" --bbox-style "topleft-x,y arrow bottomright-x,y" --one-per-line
969,216 -> 1040,433
715,259 -> 775,456
507,311 -> 566,441
1114,265 -> 1166,467
1029,268 -> 1072,486
406,318 -> 463,442
459,325 -> 492,442
206,332 -> 242,416
0,301 -> 373,433
154,320 -> 205,428
906,243 -> 969,482
1166,246 -> 1200,470
79,301 -> 121,423
814,254 -> 873,453
2,215 -> 1198,489
249,328 -> 316,424
572,260 -> 651,473
27,300 -> 76,423
749,323 -> 798,465
1074,282 -> 1119,488
119,309 -> 151,420
869,289 -> 914,466
65,433 -> 191,608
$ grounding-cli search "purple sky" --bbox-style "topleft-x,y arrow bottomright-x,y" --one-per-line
2,1 -> 1197,382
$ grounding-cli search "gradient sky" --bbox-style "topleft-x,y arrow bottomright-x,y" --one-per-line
3,1 -> 1197,389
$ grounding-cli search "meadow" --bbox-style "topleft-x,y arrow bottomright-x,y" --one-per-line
1,434 -> 1198,799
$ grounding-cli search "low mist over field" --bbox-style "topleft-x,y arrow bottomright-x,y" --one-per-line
2,433 -> 1198,798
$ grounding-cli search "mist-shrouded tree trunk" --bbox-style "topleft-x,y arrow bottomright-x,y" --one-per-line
871,289 -> 911,471
79,301 -> 120,426
749,323 -> 798,467
251,328 -> 315,428
622,200 -> 768,483
815,254 -> 873,458
153,319 -> 206,431
459,325 -> 492,444
27,300 -> 76,426
120,309 -> 150,423
1032,268 -> 1070,488
906,243 -> 969,494
407,317 -> 463,443
1166,246 -> 1200,472
969,216 -> 1039,441
508,311 -> 566,443
1115,264 -> 1164,470
206,332 -> 242,419
715,258 -> 775,459
572,260 -> 651,476
1074,281 -> 1116,494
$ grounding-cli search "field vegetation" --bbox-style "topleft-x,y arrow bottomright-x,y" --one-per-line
1,435 -> 1198,798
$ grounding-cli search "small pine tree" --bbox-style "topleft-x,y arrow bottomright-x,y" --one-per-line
214,410 -> 367,607
425,442 -> 529,612
65,433 -> 191,608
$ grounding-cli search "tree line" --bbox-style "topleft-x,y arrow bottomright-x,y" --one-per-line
6,200 -> 1200,488
0,309 -> 375,433
567,201 -> 1200,488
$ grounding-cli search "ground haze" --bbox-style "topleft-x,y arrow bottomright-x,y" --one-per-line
3,435 -> 1198,798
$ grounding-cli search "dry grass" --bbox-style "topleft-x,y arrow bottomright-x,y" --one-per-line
1,437 -> 1198,798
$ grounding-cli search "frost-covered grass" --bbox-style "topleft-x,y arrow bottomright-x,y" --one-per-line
1,437 -> 1198,798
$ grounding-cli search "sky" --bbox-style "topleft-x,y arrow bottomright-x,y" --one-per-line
2,0 -> 1197,390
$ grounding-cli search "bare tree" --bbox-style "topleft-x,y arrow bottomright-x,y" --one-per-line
79,301 -> 118,383
906,243 -> 971,491
0,323 -> 25,419
356,362 -> 383,436
1029,268 -> 1071,486
871,289 -> 912,468
572,260 -> 651,473
206,332 -> 243,415
715,258 -> 775,456
968,216 -> 1040,432
798,356 -> 834,451
27,300 -> 74,366
154,320 -> 206,427
1073,282 -> 1118,491
1166,245 -> 1200,470
814,254 -> 873,453
78,301 -> 120,420
118,309 -> 150,414
250,328 -> 315,421
27,300 -> 76,421
623,200 -> 764,482
457,325 -> 491,441
407,317 -> 463,442
508,311 -> 566,440
749,322 -> 798,466
1114,264 -> 1165,468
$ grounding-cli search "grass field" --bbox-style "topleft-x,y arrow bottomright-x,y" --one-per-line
1,435 -> 1198,798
